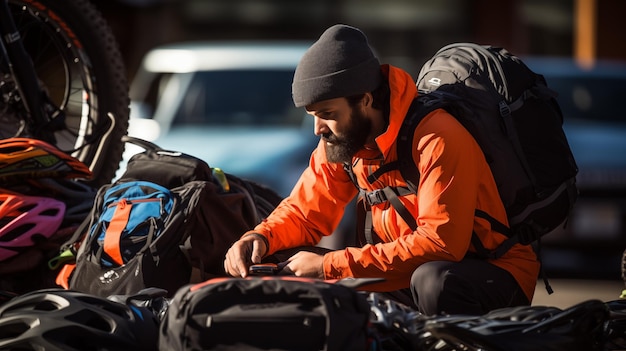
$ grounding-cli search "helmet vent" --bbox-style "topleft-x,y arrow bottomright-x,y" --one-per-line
0,320 -> 29,341
0,223 -> 35,242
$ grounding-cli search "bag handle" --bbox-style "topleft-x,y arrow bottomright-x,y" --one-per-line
121,135 -> 162,152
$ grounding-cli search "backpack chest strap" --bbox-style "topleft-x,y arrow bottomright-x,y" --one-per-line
363,186 -> 418,232
363,186 -> 413,206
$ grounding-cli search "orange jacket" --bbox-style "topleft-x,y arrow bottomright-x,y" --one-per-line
249,64 -> 540,301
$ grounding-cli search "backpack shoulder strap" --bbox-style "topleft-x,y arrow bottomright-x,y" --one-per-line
395,96 -> 430,191
348,95 -> 450,242
343,162 -> 378,245
366,95 -> 440,189
389,94 -> 454,230
394,91 -> 471,185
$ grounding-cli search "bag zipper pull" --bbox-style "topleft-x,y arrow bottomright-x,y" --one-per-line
213,168 -> 230,192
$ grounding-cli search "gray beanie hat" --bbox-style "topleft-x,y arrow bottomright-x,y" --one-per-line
292,24 -> 381,107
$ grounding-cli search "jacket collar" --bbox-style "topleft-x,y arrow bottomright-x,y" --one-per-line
354,64 -> 418,160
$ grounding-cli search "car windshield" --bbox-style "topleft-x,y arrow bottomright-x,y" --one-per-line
140,69 -> 303,128
544,75 -> 626,125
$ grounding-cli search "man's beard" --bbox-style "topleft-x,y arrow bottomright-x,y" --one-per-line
323,108 -> 371,164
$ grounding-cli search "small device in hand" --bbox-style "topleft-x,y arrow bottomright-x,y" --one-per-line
249,263 -> 280,276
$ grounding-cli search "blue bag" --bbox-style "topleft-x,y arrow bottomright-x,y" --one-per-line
61,137 -> 283,298
93,181 -> 175,267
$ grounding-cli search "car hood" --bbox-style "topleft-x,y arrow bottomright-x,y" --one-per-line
564,120 -> 626,189
137,126 -> 317,196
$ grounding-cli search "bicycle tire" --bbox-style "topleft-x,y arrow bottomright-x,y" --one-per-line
0,0 -> 129,186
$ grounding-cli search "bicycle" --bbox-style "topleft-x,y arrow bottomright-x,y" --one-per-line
0,0 -> 129,187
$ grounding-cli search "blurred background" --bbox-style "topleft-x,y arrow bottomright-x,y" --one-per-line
90,0 -> 626,303
92,0 -> 625,80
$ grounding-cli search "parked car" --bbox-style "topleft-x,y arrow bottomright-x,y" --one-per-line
523,57 -> 626,278
124,41 -> 355,249
126,41 -> 313,194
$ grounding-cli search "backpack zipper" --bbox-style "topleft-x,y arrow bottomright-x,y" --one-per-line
108,197 -> 162,208
205,314 -> 323,327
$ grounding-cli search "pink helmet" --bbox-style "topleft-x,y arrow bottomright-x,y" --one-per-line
0,190 -> 65,261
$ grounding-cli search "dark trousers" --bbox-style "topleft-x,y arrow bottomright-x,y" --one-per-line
270,247 -> 529,316
385,258 -> 530,316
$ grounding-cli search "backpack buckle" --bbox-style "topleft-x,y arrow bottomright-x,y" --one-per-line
365,189 -> 388,206
512,222 -> 543,245
498,101 -> 511,117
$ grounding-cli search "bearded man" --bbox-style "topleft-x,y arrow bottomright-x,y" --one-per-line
224,24 -> 539,316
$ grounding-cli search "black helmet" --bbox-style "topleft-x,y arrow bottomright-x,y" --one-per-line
16,177 -> 98,225
420,300 -> 608,351
0,288 -> 159,351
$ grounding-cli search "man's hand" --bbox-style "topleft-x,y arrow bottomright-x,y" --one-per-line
283,251 -> 324,279
224,233 -> 267,278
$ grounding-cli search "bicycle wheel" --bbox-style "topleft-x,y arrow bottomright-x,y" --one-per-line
0,0 -> 129,186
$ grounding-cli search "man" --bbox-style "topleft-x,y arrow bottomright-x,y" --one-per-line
224,24 -> 540,315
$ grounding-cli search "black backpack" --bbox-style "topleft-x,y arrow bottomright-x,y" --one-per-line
158,277 -> 373,351
54,136 -> 283,297
347,43 -> 578,279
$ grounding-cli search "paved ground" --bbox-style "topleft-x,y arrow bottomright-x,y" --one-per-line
532,278 -> 624,309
